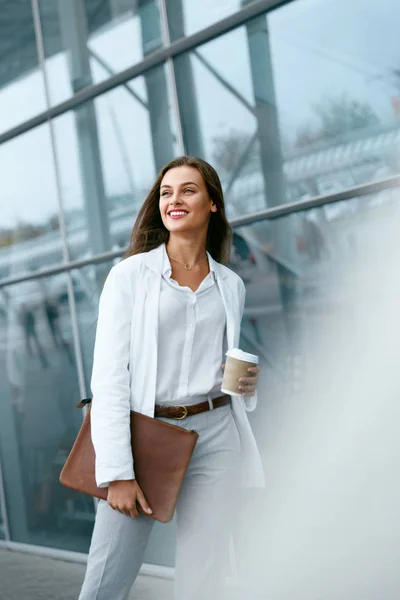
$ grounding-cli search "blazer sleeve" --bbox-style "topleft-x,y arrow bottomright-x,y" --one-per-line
239,280 -> 258,412
90,264 -> 135,488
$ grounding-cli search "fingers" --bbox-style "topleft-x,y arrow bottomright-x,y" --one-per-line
239,376 -> 257,385
108,500 -> 133,516
136,487 -> 153,515
120,506 -> 133,517
239,366 -> 259,396
240,386 -> 256,396
107,480 -> 152,519
239,382 -> 256,393
239,366 -> 260,385
109,502 -> 139,519
238,376 -> 258,393
107,484 -> 152,519
129,505 -> 139,520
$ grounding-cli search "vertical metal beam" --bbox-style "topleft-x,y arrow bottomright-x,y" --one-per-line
159,0 -> 186,155
0,398 -> 29,542
243,6 -> 285,208
243,4 -> 299,274
138,0 -> 176,169
0,289 -> 13,541
57,0 -> 111,259
0,450 -> 11,541
164,0 -> 204,157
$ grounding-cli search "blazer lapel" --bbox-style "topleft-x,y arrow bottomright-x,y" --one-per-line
208,254 -> 237,350
138,245 -> 165,415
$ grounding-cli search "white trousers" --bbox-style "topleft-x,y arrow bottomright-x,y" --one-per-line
79,404 -> 241,600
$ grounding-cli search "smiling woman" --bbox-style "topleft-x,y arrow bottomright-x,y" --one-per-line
78,154 -> 262,599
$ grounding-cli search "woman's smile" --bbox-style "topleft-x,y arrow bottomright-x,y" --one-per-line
168,210 -> 189,219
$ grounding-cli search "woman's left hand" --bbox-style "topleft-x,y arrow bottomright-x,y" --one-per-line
221,364 -> 260,397
238,366 -> 260,396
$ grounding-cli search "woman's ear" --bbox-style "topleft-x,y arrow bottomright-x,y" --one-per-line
211,201 -> 218,213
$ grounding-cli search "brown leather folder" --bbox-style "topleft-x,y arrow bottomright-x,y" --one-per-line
59,402 -> 198,523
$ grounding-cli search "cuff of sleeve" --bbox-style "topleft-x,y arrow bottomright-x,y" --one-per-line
96,466 -> 135,489
242,391 -> 257,412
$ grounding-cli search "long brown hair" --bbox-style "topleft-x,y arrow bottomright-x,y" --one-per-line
123,156 -> 232,265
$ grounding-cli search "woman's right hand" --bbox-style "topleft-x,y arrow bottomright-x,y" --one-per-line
107,480 -> 153,519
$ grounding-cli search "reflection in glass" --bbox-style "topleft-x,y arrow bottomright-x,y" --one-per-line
52,67 -> 179,261
268,0 -> 400,202
0,274 -> 94,551
0,125 -> 64,282
38,0 -> 163,106
0,1 -> 46,134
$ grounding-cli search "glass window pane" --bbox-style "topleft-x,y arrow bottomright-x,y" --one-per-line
268,0 -> 400,201
52,67 -> 180,261
174,0 -> 400,217
0,273 -> 94,551
0,0 -> 46,134
0,125 -> 64,282
38,0 -> 164,106
166,0 -> 259,41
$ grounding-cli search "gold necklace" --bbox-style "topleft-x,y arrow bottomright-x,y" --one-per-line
167,253 -> 208,271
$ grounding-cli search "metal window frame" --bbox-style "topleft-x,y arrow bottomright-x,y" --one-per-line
0,539 -> 175,578
158,0 -> 186,155
0,459 -> 11,541
0,0 -> 289,146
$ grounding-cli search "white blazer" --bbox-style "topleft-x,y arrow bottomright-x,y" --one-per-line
91,243 -> 265,488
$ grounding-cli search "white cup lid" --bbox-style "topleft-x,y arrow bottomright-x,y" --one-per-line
226,348 -> 259,364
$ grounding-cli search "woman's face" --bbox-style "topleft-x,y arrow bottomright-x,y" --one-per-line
159,166 -> 217,235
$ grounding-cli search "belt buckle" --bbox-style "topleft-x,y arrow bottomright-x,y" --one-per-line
175,405 -> 188,420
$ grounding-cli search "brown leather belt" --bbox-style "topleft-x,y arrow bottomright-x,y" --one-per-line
155,395 -> 230,420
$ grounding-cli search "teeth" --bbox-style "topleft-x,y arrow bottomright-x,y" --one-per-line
169,211 -> 187,216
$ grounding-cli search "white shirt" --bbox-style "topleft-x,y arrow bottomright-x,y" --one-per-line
156,245 -> 227,405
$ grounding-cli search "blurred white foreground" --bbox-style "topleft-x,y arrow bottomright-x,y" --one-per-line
231,201 -> 400,599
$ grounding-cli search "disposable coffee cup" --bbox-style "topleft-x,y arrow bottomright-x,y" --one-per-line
221,348 -> 259,396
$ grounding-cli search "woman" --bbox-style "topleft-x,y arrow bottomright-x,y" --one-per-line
79,156 -> 264,600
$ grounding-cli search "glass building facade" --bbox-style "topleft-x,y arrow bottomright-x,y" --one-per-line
0,0 -> 399,568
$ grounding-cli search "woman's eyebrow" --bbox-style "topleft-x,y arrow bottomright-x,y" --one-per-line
160,181 -> 199,188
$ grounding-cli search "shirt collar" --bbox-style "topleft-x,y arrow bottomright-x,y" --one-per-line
162,244 -> 216,280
